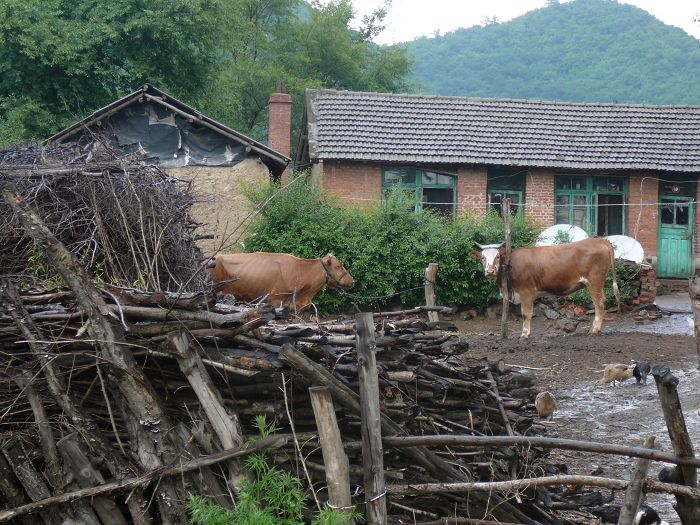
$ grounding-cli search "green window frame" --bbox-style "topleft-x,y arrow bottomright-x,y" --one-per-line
487,169 -> 525,216
382,167 -> 457,216
554,175 -> 627,236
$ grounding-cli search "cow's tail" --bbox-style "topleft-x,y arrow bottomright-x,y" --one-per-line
608,240 -> 621,312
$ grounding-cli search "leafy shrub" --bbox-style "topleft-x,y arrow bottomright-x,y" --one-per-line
242,177 -> 538,312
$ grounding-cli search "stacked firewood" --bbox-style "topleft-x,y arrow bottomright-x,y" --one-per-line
0,280 -> 567,524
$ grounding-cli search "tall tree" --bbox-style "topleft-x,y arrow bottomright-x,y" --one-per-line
198,0 -> 412,148
0,0 -> 411,153
0,0 -> 222,146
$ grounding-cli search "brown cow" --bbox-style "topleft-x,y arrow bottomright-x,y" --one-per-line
475,238 -> 620,338
211,252 -> 354,313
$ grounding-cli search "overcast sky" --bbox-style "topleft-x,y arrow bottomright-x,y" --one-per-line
351,0 -> 700,44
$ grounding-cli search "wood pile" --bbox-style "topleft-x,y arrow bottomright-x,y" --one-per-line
0,142 -> 207,291
0,280 -> 569,524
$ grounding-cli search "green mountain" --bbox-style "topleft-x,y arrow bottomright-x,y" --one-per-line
408,0 -> 700,104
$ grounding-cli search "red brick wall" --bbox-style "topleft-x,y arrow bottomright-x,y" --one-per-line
456,167 -> 487,214
525,169 -> 554,226
321,161 -> 382,206
628,174 -> 658,257
268,91 -> 292,179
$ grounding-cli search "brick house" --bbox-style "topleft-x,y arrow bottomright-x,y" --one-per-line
48,84 -> 291,254
294,89 -> 700,278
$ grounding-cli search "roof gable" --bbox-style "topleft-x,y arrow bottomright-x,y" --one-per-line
300,89 -> 700,172
49,84 -> 289,174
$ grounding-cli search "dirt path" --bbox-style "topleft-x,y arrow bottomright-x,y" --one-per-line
460,309 -> 699,524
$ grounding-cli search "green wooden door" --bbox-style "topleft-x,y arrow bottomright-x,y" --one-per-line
657,196 -> 694,277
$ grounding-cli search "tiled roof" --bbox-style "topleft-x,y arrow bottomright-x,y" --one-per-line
304,89 -> 700,172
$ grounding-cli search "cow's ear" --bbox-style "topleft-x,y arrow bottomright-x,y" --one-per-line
468,251 -> 481,260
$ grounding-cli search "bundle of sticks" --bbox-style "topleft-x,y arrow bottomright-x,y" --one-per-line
0,278 -> 568,524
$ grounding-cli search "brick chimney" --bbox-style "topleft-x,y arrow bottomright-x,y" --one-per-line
268,82 -> 292,179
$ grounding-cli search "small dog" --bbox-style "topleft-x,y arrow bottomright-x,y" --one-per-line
596,363 -> 634,386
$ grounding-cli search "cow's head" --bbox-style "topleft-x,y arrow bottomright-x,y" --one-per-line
320,253 -> 355,289
473,242 -> 505,278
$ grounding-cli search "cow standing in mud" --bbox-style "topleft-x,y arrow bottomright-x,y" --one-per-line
474,238 -> 620,338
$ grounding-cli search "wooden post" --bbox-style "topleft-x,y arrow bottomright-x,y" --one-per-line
424,263 -> 439,322
652,365 -> 700,524
309,387 -> 353,521
618,435 -> 656,525
500,197 -> 512,339
355,313 -> 387,525
689,277 -> 700,370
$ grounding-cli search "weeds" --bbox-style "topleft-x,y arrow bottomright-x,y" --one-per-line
187,416 -> 362,525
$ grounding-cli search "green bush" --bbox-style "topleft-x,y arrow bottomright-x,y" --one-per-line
242,177 -> 538,312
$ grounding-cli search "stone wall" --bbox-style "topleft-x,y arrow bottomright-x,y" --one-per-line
167,157 -> 271,255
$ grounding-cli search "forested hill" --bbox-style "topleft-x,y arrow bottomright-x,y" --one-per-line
408,0 -> 700,104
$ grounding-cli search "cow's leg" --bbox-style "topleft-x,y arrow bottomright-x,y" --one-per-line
519,291 -> 535,339
588,285 -> 606,335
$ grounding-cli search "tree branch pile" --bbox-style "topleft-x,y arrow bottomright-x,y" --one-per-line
0,277 -> 629,523
0,142 -> 207,291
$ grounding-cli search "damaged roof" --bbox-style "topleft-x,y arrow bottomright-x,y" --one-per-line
301,89 -> 700,172
49,84 -> 289,175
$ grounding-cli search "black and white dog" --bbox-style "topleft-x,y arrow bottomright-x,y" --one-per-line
634,504 -> 669,525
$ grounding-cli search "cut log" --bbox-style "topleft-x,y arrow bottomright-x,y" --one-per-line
56,433 -> 129,525
309,387 -> 353,520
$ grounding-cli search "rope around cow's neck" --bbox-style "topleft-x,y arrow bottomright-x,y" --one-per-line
318,257 -> 350,288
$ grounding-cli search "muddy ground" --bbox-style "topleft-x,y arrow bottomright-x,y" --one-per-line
458,306 -> 699,524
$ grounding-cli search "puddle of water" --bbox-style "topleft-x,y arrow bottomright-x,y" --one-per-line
615,313 -> 694,336
551,364 -> 700,524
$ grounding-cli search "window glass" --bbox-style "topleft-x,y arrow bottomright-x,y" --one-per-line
593,176 -> 624,192
421,171 -> 455,186
555,175 -> 587,190
596,194 -> 624,236
422,171 -> 437,185
555,194 -> 570,224
437,173 -> 454,185
488,170 -> 525,191
573,195 -> 587,229
382,166 -> 455,216
384,168 -> 415,185
676,203 -> 690,226
489,192 -> 521,216
659,180 -> 694,197
423,188 -> 454,215
660,200 -> 675,224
